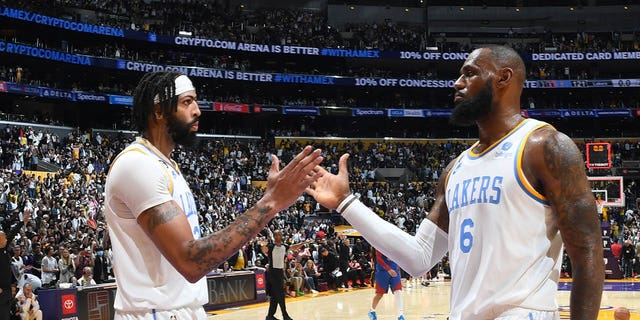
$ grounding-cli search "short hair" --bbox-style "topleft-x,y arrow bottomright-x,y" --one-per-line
481,45 -> 526,85
132,71 -> 182,133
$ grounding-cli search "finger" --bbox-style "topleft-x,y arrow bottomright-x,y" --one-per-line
293,153 -> 324,183
270,154 -> 280,174
286,147 -> 322,175
305,186 -> 316,197
300,165 -> 327,186
286,146 -> 314,169
338,153 -> 350,178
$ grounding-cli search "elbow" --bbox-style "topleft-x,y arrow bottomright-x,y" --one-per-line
394,250 -> 431,278
173,262 -> 207,283
180,268 -> 205,283
185,273 -> 203,284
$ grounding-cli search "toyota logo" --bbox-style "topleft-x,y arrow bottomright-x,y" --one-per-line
63,299 -> 74,310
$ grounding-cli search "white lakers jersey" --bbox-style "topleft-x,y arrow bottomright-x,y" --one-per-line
445,119 -> 563,320
105,137 -> 207,315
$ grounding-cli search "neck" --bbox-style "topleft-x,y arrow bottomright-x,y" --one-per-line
141,130 -> 174,159
475,112 -> 524,150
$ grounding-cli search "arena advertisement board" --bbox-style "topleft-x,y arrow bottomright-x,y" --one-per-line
4,39 -> 640,90
206,272 -> 256,306
60,294 -> 77,315
281,106 -> 320,116
214,102 -> 249,113
253,105 -> 280,113
352,108 -> 386,117
40,88 -> 76,101
108,95 -> 133,106
76,92 -> 108,103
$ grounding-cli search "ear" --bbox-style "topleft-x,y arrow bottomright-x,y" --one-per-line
495,67 -> 513,89
153,103 -> 164,121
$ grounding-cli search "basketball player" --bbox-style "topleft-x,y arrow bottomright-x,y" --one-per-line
105,71 -> 323,319
308,45 -> 604,319
368,249 -> 405,320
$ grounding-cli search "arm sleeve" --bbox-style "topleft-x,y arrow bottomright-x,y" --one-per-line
341,198 -> 449,277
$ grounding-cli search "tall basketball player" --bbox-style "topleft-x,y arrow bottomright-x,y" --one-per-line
308,45 -> 604,319
105,71 -> 323,319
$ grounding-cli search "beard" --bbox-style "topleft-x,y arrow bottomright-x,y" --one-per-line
450,81 -> 494,127
167,113 -> 198,147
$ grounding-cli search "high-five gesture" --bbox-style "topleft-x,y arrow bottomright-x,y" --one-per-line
263,146 -> 324,215
306,153 -> 352,210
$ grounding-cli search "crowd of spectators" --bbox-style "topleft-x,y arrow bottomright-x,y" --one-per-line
4,0 -> 640,53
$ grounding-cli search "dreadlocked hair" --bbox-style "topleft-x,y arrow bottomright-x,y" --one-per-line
132,71 -> 181,133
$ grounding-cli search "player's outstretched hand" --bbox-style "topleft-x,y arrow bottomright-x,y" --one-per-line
306,153 -> 352,211
263,146 -> 324,214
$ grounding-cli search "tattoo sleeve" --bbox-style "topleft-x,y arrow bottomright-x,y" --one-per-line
186,204 -> 272,277
541,131 -> 604,320
144,205 -> 180,235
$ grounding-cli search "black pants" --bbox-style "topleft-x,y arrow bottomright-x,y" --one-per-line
266,268 -> 289,319
0,287 -> 11,320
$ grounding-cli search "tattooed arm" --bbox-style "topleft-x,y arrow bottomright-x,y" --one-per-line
523,126 -> 604,320
137,146 -> 323,283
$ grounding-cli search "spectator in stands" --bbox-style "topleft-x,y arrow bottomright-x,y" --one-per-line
307,45 -> 604,319
336,236 -> 352,287
295,262 -> 317,294
318,246 -> 343,291
10,247 -> 25,286
57,248 -> 76,285
73,248 -> 93,281
303,259 -> 322,290
104,71 -> 323,319
92,247 -> 109,284
39,246 -> 57,287
347,257 -> 367,288
76,267 -> 96,287
15,283 -> 41,320
285,260 -> 304,297
26,244 -> 42,281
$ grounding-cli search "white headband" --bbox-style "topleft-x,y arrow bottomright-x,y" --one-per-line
153,75 -> 195,103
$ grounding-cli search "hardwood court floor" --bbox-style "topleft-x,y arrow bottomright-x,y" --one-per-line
207,279 -> 640,320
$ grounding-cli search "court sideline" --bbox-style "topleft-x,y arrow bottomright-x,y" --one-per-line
207,279 -> 640,320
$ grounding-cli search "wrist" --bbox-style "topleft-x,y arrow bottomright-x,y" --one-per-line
336,194 -> 357,214
254,197 -> 277,216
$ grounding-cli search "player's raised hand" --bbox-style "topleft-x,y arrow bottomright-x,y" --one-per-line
262,146 -> 323,214
306,153 -> 351,211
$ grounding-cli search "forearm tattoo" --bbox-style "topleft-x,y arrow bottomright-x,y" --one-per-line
186,204 -> 272,274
